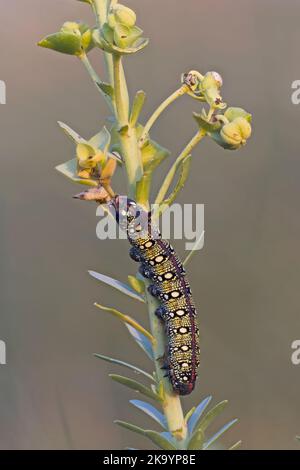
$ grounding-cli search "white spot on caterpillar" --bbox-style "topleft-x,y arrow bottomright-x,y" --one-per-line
176,309 -> 185,316
145,241 -> 153,248
164,272 -> 173,280
171,291 -> 180,298
179,327 -> 188,334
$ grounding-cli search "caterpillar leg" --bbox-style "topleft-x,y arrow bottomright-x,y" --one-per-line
139,264 -> 152,279
148,284 -> 161,298
156,353 -> 170,375
129,246 -> 142,262
155,305 -> 168,321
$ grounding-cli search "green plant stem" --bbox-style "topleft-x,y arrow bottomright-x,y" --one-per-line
113,54 -> 129,125
145,283 -> 188,445
96,4 -> 194,447
155,128 -> 206,207
79,53 -> 114,112
139,84 -> 189,147
113,53 -> 188,441
93,0 -> 114,84
93,0 -> 129,114
113,54 -> 143,198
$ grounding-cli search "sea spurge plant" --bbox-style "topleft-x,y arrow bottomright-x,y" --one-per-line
38,0 -> 252,450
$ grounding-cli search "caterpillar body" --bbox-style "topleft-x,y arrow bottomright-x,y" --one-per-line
112,195 -> 200,395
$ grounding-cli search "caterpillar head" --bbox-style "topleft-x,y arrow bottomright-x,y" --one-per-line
111,195 -> 141,230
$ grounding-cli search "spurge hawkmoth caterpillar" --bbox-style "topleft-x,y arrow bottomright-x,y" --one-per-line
74,188 -> 200,395
111,196 -> 200,395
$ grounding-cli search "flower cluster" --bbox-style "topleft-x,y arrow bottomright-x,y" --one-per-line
183,70 -> 252,150
93,3 -> 148,55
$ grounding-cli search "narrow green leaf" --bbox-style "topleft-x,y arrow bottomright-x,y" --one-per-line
128,275 -> 145,294
229,440 -> 242,450
110,374 -> 162,402
188,396 -> 212,434
118,125 -> 129,136
57,121 -> 86,144
126,324 -> 154,360
88,126 -> 111,153
158,155 -> 191,213
130,91 -> 146,127
94,303 -> 154,343
136,173 -> 152,209
184,406 -> 196,424
55,158 -> 98,187
154,152 -> 191,218
203,419 -> 238,450
96,82 -> 114,99
130,400 -> 167,429
197,400 -> 228,434
93,353 -> 155,382
187,428 -> 205,450
193,111 -> 222,133
88,270 -> 145,302
160,432 -> 176,447
114,420 -> 145,437
38,32 -> 81,55
141,137 -> 170,173
144,430 -> 176,450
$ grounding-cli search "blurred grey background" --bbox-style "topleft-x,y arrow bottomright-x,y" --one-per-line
0,0 -> 300,450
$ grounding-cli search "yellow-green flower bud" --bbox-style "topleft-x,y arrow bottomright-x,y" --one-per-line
201,71 -> 226,109
220,117 -> 252,148
107,13 -> 117,29
61,22 -> 81,34
202,71 -> 223,89
112,4 -> 137,28
224,107 -> 252,123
